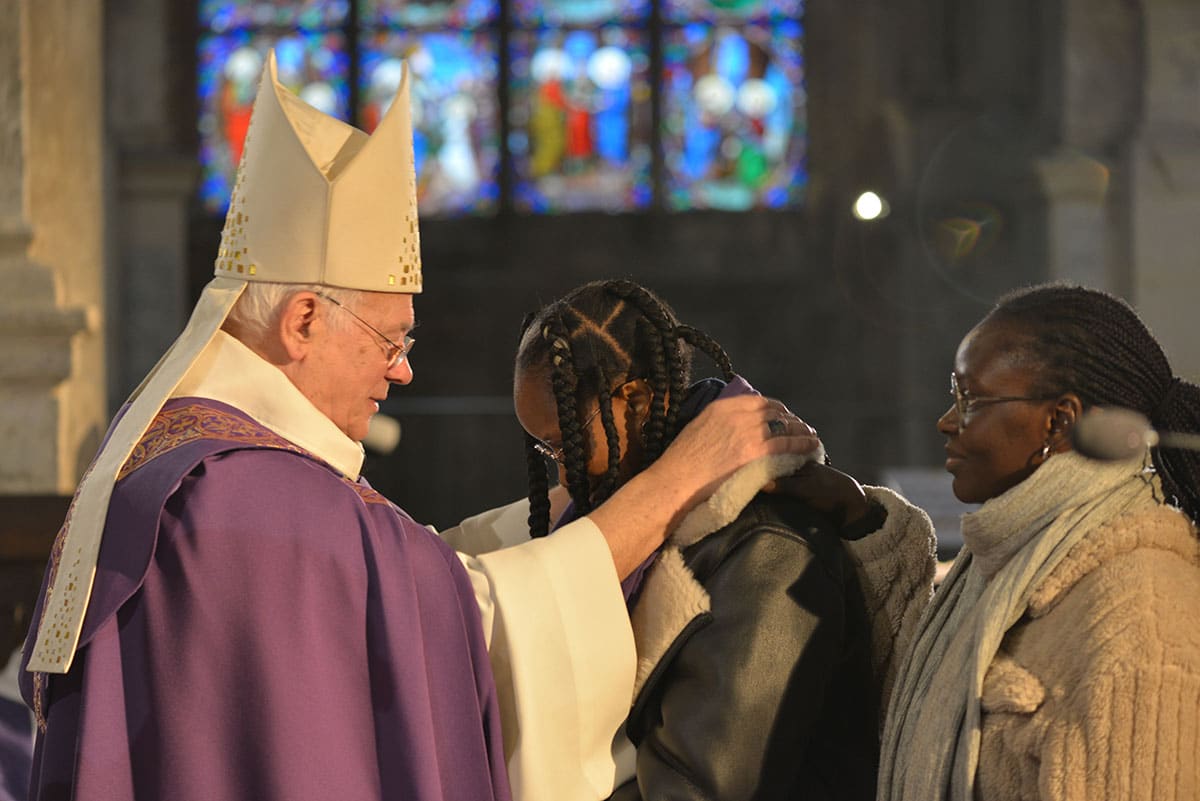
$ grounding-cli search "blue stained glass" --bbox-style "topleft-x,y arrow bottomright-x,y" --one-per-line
200,0 -> 349,32
197,31 -> 350,213
663,20 -> 806,210
511,0 -> 650,28
662,0 -> 801,23
360,0 -> 498,29
360,31 -> 501,216
509,27 -> 652,213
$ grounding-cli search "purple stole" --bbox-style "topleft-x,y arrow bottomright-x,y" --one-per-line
20,398 -> 510,801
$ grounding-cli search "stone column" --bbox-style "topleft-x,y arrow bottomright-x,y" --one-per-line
1131,0 -> 1200,381
1036,0 -> 1141,292
0,0 -> 104,492
1035,151 -> 1118,288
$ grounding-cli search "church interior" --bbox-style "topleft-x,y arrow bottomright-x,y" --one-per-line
2,0 -> 1198,702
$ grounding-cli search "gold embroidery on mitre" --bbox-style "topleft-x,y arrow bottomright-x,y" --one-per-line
214,76 -> 259,279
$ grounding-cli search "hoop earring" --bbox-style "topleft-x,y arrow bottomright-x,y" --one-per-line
1041,441 -> 1052,461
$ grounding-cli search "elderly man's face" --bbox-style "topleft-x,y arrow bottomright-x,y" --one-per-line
303,291 -> 415,442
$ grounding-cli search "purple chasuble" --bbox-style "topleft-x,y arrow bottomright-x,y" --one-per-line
19,398 -> 510,801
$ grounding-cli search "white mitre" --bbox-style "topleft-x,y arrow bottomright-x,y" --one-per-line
28,51 -> 423,673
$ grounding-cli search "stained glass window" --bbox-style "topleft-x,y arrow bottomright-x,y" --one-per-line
198,0 -> 501,217
663,0 -> 801,23
359,32 -> 501,214
200,0 -> 351,31
662,1 -> 806,210
197,29 -> 351,213
509,27 -> 652,212
198,0 -> 806,216
511,0 -> 649,28
362,0 -> 497,29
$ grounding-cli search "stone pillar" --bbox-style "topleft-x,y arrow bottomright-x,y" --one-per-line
0,0 -> 104,492
1131,0 -> 1200,381
1035,150 -> 1117,288
1036,0 -> 1141,292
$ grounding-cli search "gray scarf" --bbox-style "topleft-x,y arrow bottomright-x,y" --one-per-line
877,449 -> 1158,801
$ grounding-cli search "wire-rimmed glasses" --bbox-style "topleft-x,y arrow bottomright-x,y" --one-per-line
949,372 -> 1053,428
317,292 -> 414,369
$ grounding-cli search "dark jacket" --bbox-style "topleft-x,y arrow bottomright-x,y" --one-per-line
609,492 -> 880,801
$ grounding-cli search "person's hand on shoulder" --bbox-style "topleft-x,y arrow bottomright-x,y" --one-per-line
589,394 -> 823,577
767,462 -> 887,540
655,394 -> 823,504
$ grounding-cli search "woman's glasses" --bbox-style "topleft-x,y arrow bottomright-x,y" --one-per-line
950,372 -> 1052,428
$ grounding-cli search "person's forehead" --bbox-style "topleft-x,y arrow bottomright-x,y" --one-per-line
361,291 -> 416,327
513,367 -> 558,423
958,321 -> 1031,370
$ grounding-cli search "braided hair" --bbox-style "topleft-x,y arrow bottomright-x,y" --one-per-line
517,279 -> 736,538
985,283 -> 1200,523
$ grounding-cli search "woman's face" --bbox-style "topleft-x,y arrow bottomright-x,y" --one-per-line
513,366 -> 648,494
936,319 -> 1058,504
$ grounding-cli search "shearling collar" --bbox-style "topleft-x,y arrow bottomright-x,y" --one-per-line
1027,500 -> 1199,618
630,451 -> 822,698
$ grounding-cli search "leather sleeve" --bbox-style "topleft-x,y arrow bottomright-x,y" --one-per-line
629,528 -> 847,801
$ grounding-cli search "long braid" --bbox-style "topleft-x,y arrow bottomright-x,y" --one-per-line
545,313 -> 594,519
604,280 -> 691,459
990,284 -> 1200,523
1153,380 -> 1200,520
518,313 -> 555,538
593,362 -> 624,505
515,279 -> 737,530
641,317 -> 671,461
524,431 -> 552,538
677,325 -> 735,381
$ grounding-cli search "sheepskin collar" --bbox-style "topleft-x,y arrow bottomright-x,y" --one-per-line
630,450 -> 823,698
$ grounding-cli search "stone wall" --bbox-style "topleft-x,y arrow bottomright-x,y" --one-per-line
0,0 -> 104,493
1132,0 -> 1200,382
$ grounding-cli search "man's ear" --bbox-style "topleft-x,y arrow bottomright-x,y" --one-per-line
1049,392 -> 1083,454
277,291 -> 321,362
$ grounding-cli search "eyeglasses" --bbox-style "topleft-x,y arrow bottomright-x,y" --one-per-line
531,405 -> 603,465
949,372 -> 1052,428
317,293 -> 414,369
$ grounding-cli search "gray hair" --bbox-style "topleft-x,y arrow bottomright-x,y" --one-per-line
222,281 -> 366,344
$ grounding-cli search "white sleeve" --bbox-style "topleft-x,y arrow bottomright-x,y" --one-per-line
442,500 -> 637,801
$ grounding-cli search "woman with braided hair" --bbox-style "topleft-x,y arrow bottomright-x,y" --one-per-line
879,283 -> 1200,801
512,279 -> 934,801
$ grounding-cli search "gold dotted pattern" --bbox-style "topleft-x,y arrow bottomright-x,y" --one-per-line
30,486 -> 81,729
215,103 -> 258,277
30,475 -> 87,674
394,160 -> 423,291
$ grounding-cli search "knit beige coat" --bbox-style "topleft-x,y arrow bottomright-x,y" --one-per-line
976,502 -> 1200,801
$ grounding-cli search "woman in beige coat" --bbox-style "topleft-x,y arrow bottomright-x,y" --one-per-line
878,284 -> 1200,801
